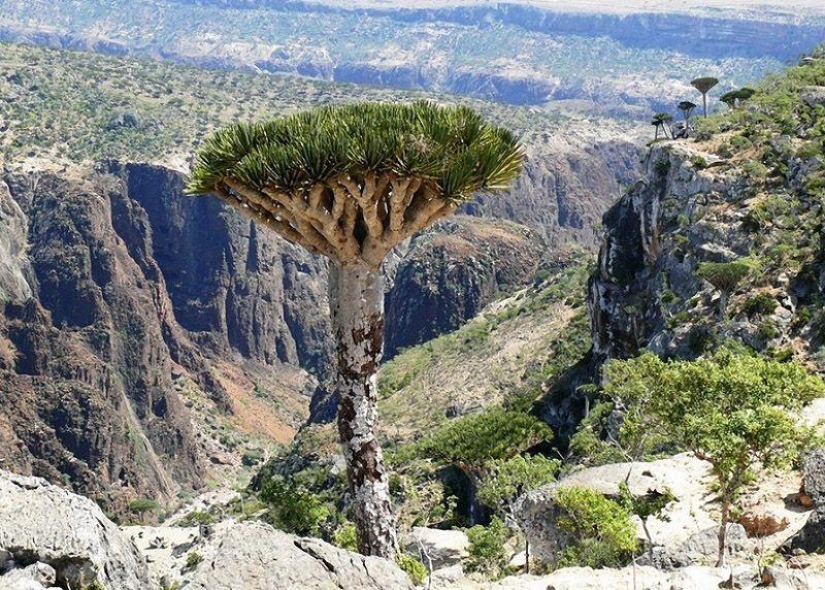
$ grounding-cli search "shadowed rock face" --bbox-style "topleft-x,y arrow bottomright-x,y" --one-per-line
0,163 -> 332,510
106,162 -> 333,376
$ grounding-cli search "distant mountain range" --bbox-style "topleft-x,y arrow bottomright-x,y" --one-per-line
1,0 -> 821,110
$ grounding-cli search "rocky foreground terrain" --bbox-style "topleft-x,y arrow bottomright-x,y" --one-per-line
4,447 -> 825,590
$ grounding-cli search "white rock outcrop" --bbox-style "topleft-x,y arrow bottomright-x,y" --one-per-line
0,471 -> 151,590
183,521 -> 415,590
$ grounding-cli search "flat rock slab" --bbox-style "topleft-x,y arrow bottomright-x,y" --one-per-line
185,521 -> 414,590
443,564 -> 825,589
403,527 -> 469,569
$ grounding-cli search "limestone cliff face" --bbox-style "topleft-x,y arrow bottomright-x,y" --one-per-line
105,162 -> 333,378
587,140 -> 824,364
0,168 -> 203,508
0,162 -> 334,511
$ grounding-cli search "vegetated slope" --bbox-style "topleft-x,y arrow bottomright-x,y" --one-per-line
586,47 -> 825,369
0,0 -> 811,111
378,255 -> 591,440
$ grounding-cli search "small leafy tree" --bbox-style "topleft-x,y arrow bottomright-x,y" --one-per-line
128,497 -> 161,521
554,486 -> 638,568
691,76 -> 720,117
603,349 -> 824,567
618,481 -> 674,560
478,454 -> 559,572
696,259 -> 752,319
720,87 -> 756,110
465,517 -> 509,576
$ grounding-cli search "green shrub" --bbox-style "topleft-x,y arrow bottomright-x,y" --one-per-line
660,290 -> 679,305
176,510 -> 216,527
757,320 -> 781,341
397,553 -> 428,585
398,407 -> 552,467
465,517 -> 509,575
741,160 -> 769,180
742,196 -> 791,232
554,486 -> 637,568
241,448 -> 265,466
259,480 -> 330,536
690,155 -> 708,169
728,135 -> 753,152
333,522 -> 358,552
477,455 -> 559,516
184,551 -> 203,571
742,292 -> 778,318
667,310 -> 692,329
688,324 -> 716,354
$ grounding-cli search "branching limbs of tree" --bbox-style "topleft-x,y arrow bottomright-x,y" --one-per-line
187,101 -> 524,270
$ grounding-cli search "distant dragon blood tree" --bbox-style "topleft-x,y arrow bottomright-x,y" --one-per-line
187,101 -> 524,558
691,76 -> 719,117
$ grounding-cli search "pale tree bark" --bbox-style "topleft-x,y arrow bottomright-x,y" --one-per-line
329,261 -> 397,558
717,491 -> 730,568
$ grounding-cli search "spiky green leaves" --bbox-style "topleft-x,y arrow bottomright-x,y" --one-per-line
187,101 -> 524,202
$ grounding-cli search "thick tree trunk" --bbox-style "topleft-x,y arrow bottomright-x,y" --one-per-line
329,261 -> 397,558
719,290 -> 729,321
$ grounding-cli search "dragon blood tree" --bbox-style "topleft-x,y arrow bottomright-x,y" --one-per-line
186,101 -> 524,557
690,76 -> 719,117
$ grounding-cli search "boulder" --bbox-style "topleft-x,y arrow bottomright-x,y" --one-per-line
515,454 -> 717,564
0,471 -> 151,590
403,527 -> 469,569
184,521 -> 414,590
677,523 -> 750,564
512,482 -> 573,564
789,509 -> 825,553
429,564 -> 465,587
0,563 -> 59,590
